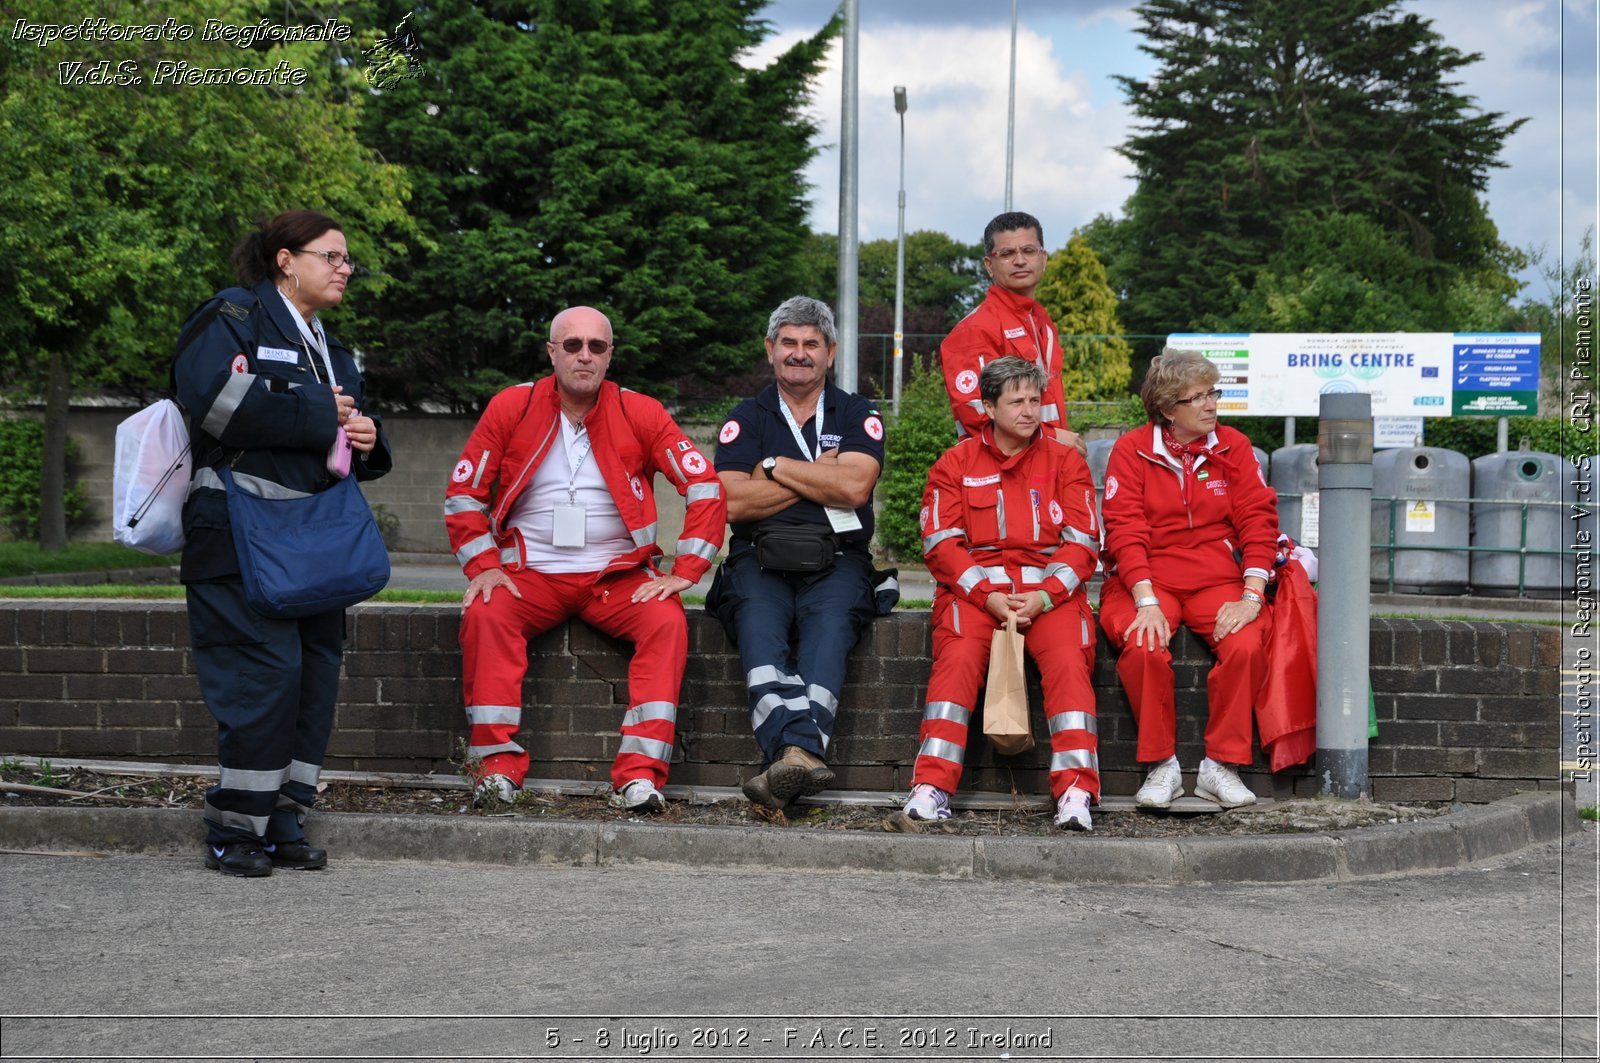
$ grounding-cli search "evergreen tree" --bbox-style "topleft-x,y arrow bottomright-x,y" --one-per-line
1106,0 -> 1526,348
1034,236 -> 1134,400
353,0 -> 836,410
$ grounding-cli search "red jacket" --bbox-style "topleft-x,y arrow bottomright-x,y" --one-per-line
920,427 -> 1100,607
939,285 -> 1069,437
444,377 -> 726,584
1101,422 -> 1279,594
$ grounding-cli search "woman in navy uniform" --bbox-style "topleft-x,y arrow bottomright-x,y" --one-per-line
174,210 -> 392,876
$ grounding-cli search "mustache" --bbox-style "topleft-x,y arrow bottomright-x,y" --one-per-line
783,357 -> 815,367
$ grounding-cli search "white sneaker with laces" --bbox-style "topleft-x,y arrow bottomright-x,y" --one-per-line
473,773 -> 518,807
902,783 -> 951,821
611,778 -> 666,813
1054,786 -> 1093,832
1195,757 -> 1257,808
1134,756 -> 1184,809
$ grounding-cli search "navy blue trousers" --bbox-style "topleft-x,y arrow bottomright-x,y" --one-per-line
717,544 -> 876,766
185,580 -> 343,846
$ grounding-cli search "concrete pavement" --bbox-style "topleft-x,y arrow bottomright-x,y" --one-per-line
0,826 -> 1593,1061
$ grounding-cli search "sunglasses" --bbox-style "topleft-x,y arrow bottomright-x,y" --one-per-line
557,337 -> 613,355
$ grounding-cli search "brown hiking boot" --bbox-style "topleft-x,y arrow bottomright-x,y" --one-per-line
777,745 -> 835,796
741,762 -> 807,809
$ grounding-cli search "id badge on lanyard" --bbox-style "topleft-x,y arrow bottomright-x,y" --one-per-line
552,429 -> 593,547
780,392 -> 863,534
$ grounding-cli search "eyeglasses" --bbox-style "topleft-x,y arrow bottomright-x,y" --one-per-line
988,244 -> 1044,262
293,248 -> 356,271
1172,388 -> 1223,407
556,337 -> 613,355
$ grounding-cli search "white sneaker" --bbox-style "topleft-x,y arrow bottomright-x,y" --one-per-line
473,773 -> 518,807
1054,787 -> 1093,832
1134,757 -> 1184,809
902,783 -> 951,821
1195,757 -> 1257,808
611,778 -> 666,813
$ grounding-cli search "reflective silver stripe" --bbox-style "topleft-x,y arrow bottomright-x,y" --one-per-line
956,565 -> 987,593
455,533 -> 497,565
500,545 -> 521,566
223,470 -> 310,500
752,691 -> 808,731
468,704 -> 522,726
1058,568 -> 1082,594
917,737 -> 965,765
748,664 -> 803,689
686,482 -> 721,503
471,449 -> 491,489
983,565 -> 1012,585
446,495 -> 489,515
922,528 -> 966,553
969,543 -> 1001,554
965,398 -> 985,416
622,701 -> 677,727
202,371 -> 256,438
218,766 -> 289,792
1023,563 -> 1076,590
1050,748 -> 1099,773
618,735 -> 673,762
287,760 -> 321,786
675,537 -> 717,561
818,731 -> 832,753
191,466 -> 224,494
632,523 -> 657,548
664,448 -> 687,483
807,684 -> 838,714
275,791 -> 312,816
1060,525 -> 1099,550
995,490 -> 1007,539
1048,711 -> 1098,736
204,803 -> 270,837
922,700 -> 971,725
931,489 -> 941,528
951,602 -> 961,634
1042,402 -> 1061,423
468,740 -> 524,758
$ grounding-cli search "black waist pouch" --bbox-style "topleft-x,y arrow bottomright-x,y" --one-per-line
754,526 -> 838,573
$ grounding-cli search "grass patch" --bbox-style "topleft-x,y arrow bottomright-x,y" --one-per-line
0,542 -> 177,578
1581,806 -> 1598,823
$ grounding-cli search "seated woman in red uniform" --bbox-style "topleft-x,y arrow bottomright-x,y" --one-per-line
1099,348 -> 1280,810
900,356 -> 1102,831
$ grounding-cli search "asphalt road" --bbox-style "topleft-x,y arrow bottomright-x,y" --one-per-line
1,829 -> 1594,1062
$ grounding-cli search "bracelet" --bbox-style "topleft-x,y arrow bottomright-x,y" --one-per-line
1240,589 -> 1264,605
1037,589 -> 1054,613
1134,595 -> 1160,609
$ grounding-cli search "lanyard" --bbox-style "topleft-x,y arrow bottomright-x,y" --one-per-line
778,389 -> 825,461
277,288 -> 337,386
1024,307 -> 1053,380
563,420 -> 594,504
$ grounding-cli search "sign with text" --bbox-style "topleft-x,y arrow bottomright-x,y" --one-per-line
1164,333 -> 1540,417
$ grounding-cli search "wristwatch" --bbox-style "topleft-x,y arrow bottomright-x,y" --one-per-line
761,456 -> 778,480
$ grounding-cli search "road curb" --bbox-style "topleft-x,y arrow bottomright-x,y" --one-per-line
0,790 -> 1577,884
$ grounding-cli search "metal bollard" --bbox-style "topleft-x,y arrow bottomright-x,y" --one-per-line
1316,392 -> 1373,798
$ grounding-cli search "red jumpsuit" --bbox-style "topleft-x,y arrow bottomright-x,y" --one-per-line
444,377 -> 727,790
913,428 -> 1102,800
939,285 -> 1070,437
1098,423 -> 1279,765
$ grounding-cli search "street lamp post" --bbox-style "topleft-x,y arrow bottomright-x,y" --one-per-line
892,85 -> 908,416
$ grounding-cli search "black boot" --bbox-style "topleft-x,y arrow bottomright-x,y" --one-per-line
204,842 -> 272,878
265,840 -> 327,870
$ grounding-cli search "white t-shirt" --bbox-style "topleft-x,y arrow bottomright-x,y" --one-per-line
507,417 -> 634,573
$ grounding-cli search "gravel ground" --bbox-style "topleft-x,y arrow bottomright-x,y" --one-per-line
1,764 -> 1450,839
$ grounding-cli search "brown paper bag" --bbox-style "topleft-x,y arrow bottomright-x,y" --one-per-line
982,614 -> 1034,755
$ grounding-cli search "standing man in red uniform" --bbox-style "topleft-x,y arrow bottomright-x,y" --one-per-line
444,306 -> 726,812
899,356 -> 1102,831
939,211 -> 1085,456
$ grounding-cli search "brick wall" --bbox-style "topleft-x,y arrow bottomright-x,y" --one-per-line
0,602 -> 1563,802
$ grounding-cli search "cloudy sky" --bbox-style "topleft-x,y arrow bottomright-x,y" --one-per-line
750,0 -> 1599,296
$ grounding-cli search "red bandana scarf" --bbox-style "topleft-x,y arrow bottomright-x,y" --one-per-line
1161,424 -> 1214,506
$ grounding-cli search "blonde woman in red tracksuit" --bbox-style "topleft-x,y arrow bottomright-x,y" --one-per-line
1099,348 -> 1280,810
899,356 -> 1102,831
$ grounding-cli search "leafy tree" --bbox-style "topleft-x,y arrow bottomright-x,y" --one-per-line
352,0 -> 836,410
1104,0 -> 1526,350
1033,235 -> 1134,400
878,361 -> 957,563
0,0 -> 413,548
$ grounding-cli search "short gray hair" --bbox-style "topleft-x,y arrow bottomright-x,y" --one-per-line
1140,347 -> 1220,422
980,355 -> 1047,405
766,296 -> 837,348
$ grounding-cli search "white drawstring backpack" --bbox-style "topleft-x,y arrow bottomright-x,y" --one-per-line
111,399 -> 190,555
